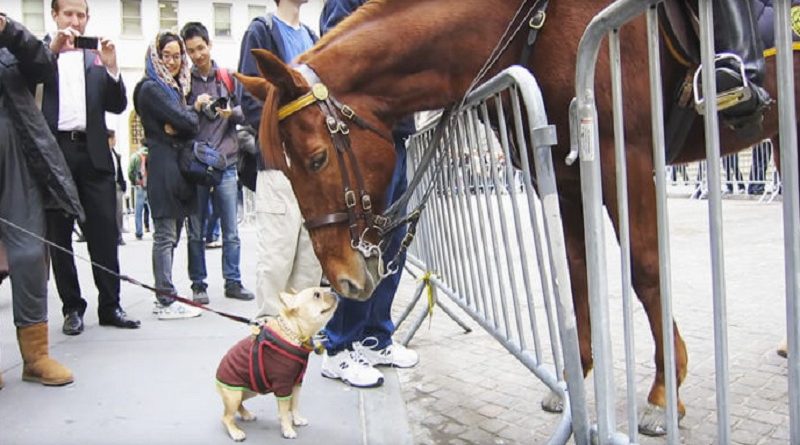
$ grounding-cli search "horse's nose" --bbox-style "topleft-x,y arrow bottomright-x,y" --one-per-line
337,277 -> 364,299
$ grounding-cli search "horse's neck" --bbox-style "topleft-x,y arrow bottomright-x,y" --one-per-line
301,0 -> 520,122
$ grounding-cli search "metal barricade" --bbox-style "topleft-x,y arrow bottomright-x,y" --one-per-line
405,67 -> 590,445
572,0 -> 800,443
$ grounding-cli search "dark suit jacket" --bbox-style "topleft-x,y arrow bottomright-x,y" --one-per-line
112,148 -> 126,193
41,47 -> 127,173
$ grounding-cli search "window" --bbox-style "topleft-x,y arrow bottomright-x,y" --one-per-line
158,0 -> 179,31
121,0 -> 142,36
22,0 -> 45,35
214,3 -> 232,38
248,4 -> 267,20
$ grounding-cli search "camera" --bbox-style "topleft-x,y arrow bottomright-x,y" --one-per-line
75,36 -> 99,50
201,97 -> 229,119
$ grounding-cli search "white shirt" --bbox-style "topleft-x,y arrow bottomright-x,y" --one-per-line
56,50 -> 87,131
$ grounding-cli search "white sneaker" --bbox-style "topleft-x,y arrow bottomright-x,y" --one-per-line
157,302 -> 202,320
321,348 -> 384,388
355,337 -> 419,368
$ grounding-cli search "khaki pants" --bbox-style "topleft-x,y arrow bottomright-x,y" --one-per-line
255,170 -> 321,318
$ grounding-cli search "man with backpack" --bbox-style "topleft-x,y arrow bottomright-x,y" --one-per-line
180,22 -> 254,304
127,144 -> 150,240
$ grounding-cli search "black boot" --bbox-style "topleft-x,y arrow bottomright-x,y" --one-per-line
712,0 -> 772,134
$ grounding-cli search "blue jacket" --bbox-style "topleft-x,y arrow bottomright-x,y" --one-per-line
320,0 -> 366,35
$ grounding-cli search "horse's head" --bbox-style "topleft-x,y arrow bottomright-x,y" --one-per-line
236,49 -> 397,301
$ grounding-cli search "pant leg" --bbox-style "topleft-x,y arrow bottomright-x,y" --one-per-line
78,162 -> 122,317
134,186 -> 144,237
152,217 -> 179,305
0,123 -> 49,327
45,209 -> 85,316
116,188 -> 124,238
255,170 -> 302,318
216,166 -> 241,283
187,185 -> 209,285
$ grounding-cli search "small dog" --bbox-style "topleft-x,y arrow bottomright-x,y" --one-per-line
215,287 -> 338,441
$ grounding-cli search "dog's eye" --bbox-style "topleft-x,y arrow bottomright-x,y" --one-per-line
314,291 -> 320,299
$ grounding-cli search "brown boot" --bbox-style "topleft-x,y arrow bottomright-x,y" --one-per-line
17,322 -> 74,386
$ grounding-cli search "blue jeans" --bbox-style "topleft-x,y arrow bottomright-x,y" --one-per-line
133,186 -> 149,237
187,166 -> 241,285
153,217 -> 183,305
205,198 -> 221,242
325,135 -> 408,353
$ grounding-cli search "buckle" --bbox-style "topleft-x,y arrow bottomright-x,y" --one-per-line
361,194 -> 372,211
340,104 -> 355,119
529,10 -> 546,29
344,190 -> 357,208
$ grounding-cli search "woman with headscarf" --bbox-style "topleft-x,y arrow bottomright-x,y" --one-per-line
133,31 -> 201,320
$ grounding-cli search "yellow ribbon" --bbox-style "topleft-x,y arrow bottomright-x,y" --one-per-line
421,271 -> 437,328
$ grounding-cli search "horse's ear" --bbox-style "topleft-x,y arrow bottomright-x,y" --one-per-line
250,48 -> 306,103
258,79 -> 290,172
233,73 -> 269,101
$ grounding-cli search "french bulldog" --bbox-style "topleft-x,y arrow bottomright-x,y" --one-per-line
215,287 -> 337,441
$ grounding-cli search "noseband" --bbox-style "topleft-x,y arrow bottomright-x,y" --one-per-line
278,65 -> 394,266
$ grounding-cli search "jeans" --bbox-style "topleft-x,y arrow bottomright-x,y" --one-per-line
134,186 -> 149,237
152,217 -> 182,305
325,134 -> 408,353
187,166 -> 241,285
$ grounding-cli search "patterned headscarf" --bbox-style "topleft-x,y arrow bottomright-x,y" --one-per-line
144,31 -> 191,105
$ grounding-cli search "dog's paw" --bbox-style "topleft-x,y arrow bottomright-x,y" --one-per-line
292,413 -> 308,426
239,410 -> 256,422
227,428 -> 246,442
281,427 -> 298,439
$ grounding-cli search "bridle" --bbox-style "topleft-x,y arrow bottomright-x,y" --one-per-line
278,65 -> 397,272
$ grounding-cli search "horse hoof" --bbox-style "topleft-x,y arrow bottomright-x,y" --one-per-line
540,390 -> 564,413
639,403 -> 685,436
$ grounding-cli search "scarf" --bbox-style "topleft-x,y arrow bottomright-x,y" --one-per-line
144,32 -> 191,105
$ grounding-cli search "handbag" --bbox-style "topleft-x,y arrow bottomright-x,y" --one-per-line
179,141 -> 227,187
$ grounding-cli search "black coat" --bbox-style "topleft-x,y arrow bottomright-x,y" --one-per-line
133,78 -> 198,219
0,17 -> 83,221
41,41 -> 127,174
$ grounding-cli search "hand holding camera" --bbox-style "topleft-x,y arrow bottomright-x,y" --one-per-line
197,94 -> 231,120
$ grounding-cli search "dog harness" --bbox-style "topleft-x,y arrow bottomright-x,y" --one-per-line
216,325 -> 311,398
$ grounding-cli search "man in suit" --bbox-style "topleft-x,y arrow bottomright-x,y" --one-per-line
43,0 -> 139,335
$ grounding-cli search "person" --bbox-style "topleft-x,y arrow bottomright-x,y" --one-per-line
238,0 -> 322,318
128,143 -> 150,239
133,31 -> 202,320
180,21 -> 255,304
317,0 -> 419,389
108,129 -> 127,245
0,13 -> 85,387
42,0 -> 140,336
712,1 -> 772,135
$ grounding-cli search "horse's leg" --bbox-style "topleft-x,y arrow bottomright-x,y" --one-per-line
602,147 -> 689,436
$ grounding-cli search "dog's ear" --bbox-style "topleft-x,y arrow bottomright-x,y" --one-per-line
279,291 -> 296,310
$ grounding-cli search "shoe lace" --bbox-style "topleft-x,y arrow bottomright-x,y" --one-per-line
349,348 -> 373,368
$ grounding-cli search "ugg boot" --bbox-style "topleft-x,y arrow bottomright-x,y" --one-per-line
16,322 -> 74,386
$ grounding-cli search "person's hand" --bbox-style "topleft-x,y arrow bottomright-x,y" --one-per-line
0,15 -> 7,33
164,123 -> 177,136
194,94 -> 212,112
99,37 -> 118,76
217,105 -> 233,120
50,27 -> 79,53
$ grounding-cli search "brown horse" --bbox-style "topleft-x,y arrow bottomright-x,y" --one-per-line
236,0 -> 798,435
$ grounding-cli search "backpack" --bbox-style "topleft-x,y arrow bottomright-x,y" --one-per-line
216,68 -> 234,95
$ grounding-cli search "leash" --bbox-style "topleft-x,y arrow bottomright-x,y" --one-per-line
0,215 -> 253,325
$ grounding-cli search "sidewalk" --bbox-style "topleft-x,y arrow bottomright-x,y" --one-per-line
0,225 -> 413,445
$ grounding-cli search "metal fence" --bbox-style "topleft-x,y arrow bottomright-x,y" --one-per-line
403,67 -> 590,445
572,0 -> 800,444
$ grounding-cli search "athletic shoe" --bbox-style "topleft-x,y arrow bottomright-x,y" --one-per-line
157,302 -> 202,320
355,337 -> 420,368
192,282 -> 210,304
321,348 -> 384,388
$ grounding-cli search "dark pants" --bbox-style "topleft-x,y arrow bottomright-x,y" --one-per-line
46,135 -> 121,318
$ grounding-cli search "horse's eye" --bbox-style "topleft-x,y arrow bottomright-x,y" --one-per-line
308,152 -> 328,172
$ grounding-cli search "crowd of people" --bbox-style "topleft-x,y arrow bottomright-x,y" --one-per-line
0,0 -> 418,391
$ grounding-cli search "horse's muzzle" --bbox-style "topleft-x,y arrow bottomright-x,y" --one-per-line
334,254 -> 382,301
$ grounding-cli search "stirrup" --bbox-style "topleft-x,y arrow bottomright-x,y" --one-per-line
692,53 -> 752,114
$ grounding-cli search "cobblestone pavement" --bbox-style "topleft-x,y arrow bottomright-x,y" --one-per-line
389,198 -> 792,444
